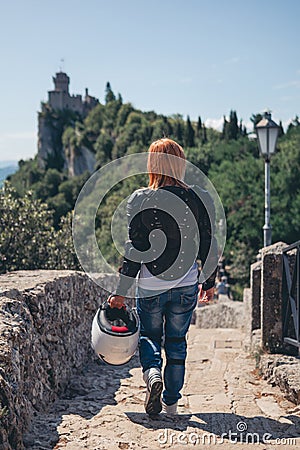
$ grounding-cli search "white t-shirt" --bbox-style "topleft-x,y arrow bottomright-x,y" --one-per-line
137,261 -> 198,290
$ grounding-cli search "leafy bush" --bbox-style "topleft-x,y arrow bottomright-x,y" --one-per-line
0,183 -> 80,274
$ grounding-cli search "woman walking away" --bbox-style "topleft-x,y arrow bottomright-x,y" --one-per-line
109,138 -> 218,416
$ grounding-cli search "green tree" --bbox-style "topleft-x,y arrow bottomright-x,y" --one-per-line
47,212 -> 80,270
202,124 -> 207,144
0,183 -> 79,273
271,126 -> 300,244
58,171 -> 90,206
209,154 -> 264,297
221,115 -> 228,139
287,115 -> 300,132
278,120 -> 284,137
250,113 -> 263,129
116,103 -> 134,128
105,82 -> 116,104
222,110 -> 239,140
84,103 -> 104,135
34,169 -> 65,201
171,116 -> 184,145
95,132 -> 114,164
184,115 -> 195,147
8,157 -> 44,196
196,116 -> 202,140
151,118 -> 169,140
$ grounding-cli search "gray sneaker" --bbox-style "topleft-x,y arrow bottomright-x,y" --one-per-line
161,400 -> 178,415
143,368 -> 163,415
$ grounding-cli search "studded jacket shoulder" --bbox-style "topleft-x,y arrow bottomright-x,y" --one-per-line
115,185 -> 218,296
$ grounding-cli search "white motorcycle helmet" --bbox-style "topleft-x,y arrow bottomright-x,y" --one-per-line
91,300 -> 140,366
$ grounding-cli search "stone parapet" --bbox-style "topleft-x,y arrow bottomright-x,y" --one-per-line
261,242 -> 287,353
195,299 -> 244,329
250,260 -> 261,332
0,270 -> 119,450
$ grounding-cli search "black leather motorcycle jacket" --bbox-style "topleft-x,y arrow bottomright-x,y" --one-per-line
115,184 -> 218,296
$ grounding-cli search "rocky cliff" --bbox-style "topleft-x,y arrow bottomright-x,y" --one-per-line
37,105 -> 96,176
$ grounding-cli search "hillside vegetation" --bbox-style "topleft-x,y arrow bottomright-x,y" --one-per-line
2,83 -> 300,298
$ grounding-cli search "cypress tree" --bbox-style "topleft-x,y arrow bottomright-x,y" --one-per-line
223,110 -> 239,140
222,115 -> 228,140
175,121 -> 183,145
278,120 -> 284,137
228,110 -> 239,140
163,116 -> 173,137
105,82 -> 116,104
239,120 -> 243,136
196,116 -> 202,137
185,115 -> 195,147
287,115 -> 299,132
202,124 -> 207,144
117,93 -> 123,105
250,113 -> 263,128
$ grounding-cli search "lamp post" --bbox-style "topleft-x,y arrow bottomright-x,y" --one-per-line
255,111 -> 280,247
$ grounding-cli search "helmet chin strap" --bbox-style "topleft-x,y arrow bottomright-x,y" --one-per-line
111,325 -> 129,333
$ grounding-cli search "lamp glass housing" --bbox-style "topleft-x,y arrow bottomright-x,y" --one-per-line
255,114 -> 279,159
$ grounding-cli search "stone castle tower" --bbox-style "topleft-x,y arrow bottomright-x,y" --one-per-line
37,72 -> 99,175
48,72 -> 98,114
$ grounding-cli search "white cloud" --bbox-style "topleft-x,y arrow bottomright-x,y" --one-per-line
245,121 -> 253,132
205,117 -> 253,133
204,117 -> 224,131
282,118 -> 294,130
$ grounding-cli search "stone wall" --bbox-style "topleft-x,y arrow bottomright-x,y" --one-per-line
195,296 -> 244,329
0,270 -> 120,450
243,241 -> 300,405
250,261 -> 261,332
244,242 -> 290,354
258,354 -> 300,405
260,242 -> 287,353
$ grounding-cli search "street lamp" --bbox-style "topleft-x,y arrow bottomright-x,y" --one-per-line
255,111 -> 280,247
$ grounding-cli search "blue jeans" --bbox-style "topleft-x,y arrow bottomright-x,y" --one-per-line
136,283 -> 198,406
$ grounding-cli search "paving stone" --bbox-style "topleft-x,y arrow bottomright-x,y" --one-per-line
256,397 -> 287,419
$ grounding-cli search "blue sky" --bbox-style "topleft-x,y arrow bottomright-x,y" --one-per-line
0,0 -> 299,161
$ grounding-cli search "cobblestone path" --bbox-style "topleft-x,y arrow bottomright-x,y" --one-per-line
24,326 -> 300,450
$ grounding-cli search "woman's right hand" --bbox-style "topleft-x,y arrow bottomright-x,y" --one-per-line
198,286 -> 214,303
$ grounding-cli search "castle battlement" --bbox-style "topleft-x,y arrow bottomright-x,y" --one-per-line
47,71 -> 98,115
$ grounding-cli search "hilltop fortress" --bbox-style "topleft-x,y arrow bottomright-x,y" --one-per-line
37,72 -> 99,175
47,71 -> 98,115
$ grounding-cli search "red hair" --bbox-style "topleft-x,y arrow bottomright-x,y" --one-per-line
147,138 -> 187,190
